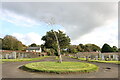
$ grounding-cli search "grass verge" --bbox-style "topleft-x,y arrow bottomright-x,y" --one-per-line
70,56 -> 120,64
2,56 -> 49,62
20,61 -> 99,74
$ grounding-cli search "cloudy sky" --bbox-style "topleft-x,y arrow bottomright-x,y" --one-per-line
0,2 -> 118,47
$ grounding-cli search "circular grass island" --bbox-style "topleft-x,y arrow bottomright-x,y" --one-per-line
20,62 -> 99,74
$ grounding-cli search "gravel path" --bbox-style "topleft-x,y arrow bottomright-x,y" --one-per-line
2,56 -> 119,78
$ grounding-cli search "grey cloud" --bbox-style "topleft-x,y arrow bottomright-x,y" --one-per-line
2,2 -> 117,40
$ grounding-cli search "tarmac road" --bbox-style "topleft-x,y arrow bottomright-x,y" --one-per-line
2,56 -> 119,78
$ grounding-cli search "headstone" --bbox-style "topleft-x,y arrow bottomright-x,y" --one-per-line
98,53 -> 102,60
104,56 -> 108,61
21,53 -> 24,58
0,54 -> 2,59
90,55 -> 95,60
24,54 -> 27,58
101,54 -> 105,60
95,56 -> 98,60
5,54 -> 9,59
113,55 -> 116,60
115,55 -> 118,61
108,55 -> 112,61
86,56 -> 89,61
74,54 -> 76,58
8,54 -> 12,59
18,53 -> 21,59
118,55 -> 120,61
12,51 -> 17,59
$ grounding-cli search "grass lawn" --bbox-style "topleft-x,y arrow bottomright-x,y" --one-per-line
70,56 -> 120,64
2,56 -> 49,62
89,60 -> 120,64
21,62 -> 99,74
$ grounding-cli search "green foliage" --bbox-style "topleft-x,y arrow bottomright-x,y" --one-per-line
29,43 -> 37,47
41,30 -> 71,53
67,45 -> 78,53
118,48 -> 120,52
67,44 -> 100,54
84,44 -> 100,52
112,46 -> 118,52
0,38 -> 2,49
23,62 -> 98,73
2,35 -> 24,50
101,43 -> 114,53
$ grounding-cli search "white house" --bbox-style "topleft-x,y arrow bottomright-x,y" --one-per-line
26,47 -> 41,52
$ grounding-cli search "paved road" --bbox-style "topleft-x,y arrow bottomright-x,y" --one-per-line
2,56 -> 119,78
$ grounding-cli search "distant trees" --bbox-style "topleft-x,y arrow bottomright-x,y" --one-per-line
67,44 -> 100,53
0,38 -> 2,49
101,43 -> 114,53
112,46 -> 118,52
29,43 -> 37,47
67,45 -> 78,53
2,35 -> 24,50
84,44 -> 101,52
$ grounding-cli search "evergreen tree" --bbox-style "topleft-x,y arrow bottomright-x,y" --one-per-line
101,43 -> 114,53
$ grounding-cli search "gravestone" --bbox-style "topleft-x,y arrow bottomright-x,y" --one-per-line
118,55 -> 120,61
74,54 -> 77,58
0,54 -> 2,59
8,54 -> 12,59
21,53 -> 24,58
12,52 -> 16,59
115,55 -> 118,61
18,53 -> 21,59
104,56 -> 108,61
98,53 -> 102,60
86,56 -> 89,61
113,55 -> 116,60
25,54 -> 27,58
95,56 -> 98,60
5,54 -> 9,59
90,55 -> 95,60
101,54 -> 105,60
108,55 -> 112,61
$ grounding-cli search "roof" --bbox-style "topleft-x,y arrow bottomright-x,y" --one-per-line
26,47 -> 41,50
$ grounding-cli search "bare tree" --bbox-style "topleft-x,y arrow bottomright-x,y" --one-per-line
41,17 -> 62,63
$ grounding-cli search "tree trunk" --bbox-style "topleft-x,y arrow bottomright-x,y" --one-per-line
53,31 -> 62,63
